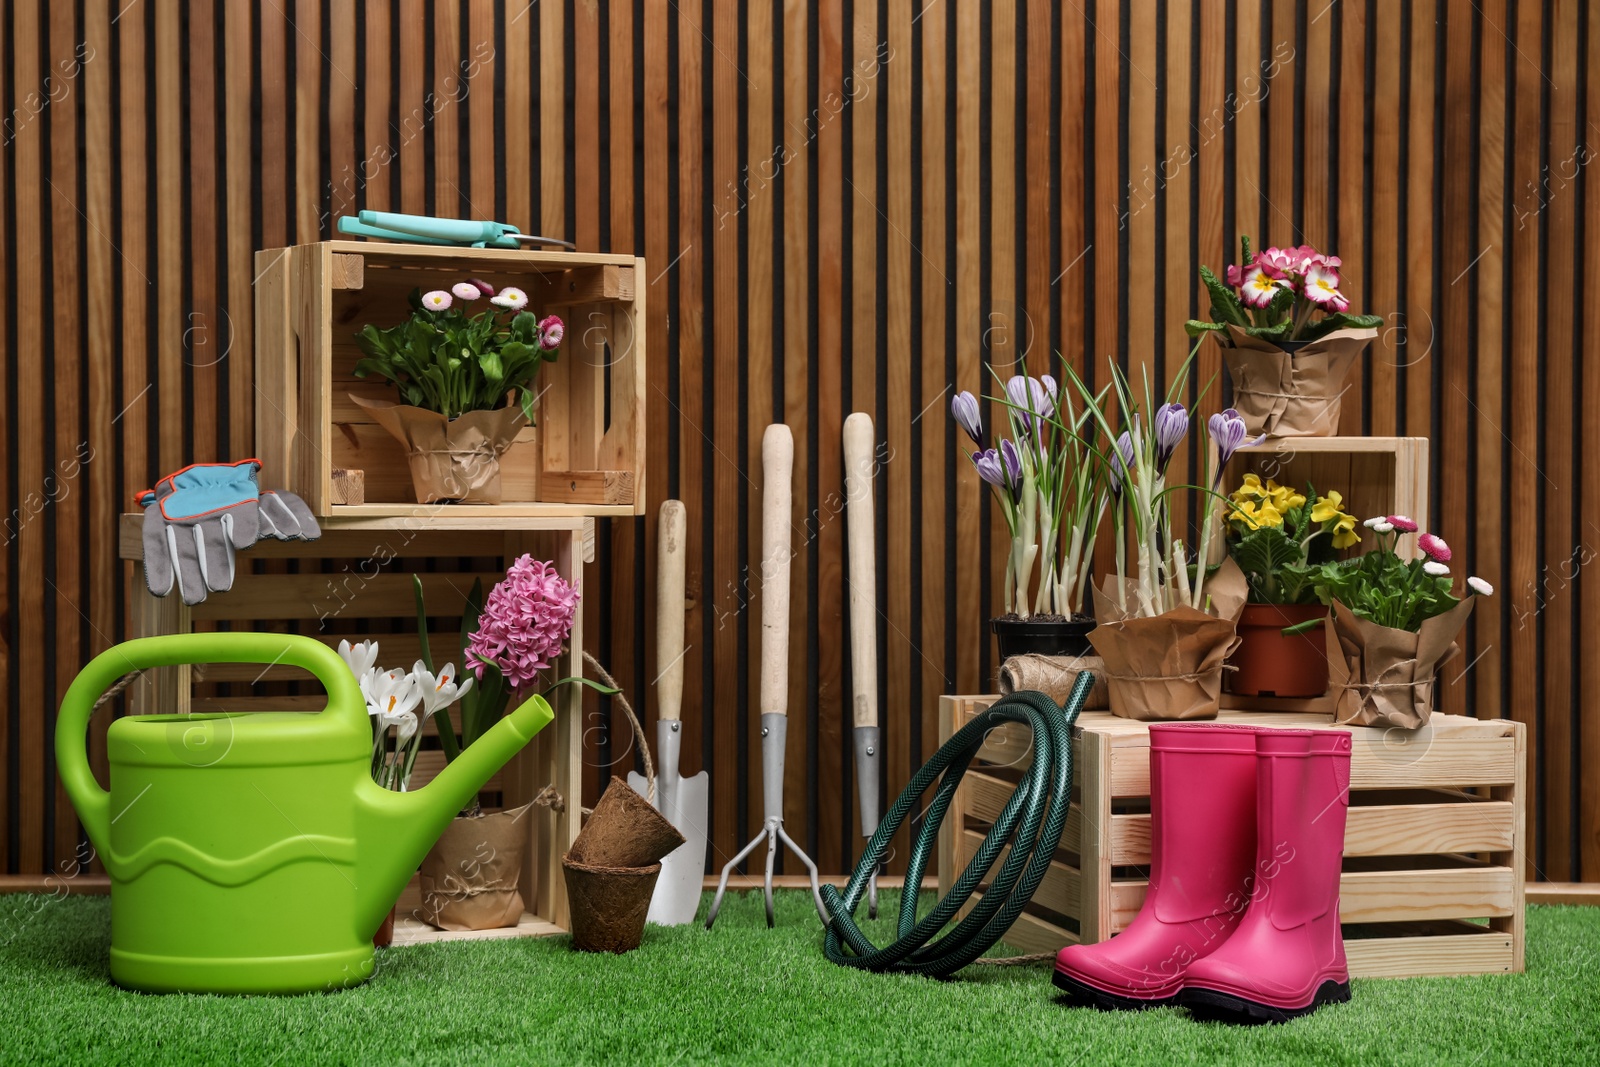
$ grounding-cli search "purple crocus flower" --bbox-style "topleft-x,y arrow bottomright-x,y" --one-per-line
1005,375 -> 1054,436
1153,402 -> 1189,471
1206,408 -> 1264,486
951,390 -> 983,444
1108,429 -> 1135,498
972,448 -> 1006,488
999,439 -> 1024,490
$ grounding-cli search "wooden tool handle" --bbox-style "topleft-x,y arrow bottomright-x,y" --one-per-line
655,500 -> 688,723
842,413 -> 879,729
760,424 -> 794,717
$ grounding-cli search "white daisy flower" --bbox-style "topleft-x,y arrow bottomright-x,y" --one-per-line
451,281 -> 482,302
1467,576 -> 1494,596
1372,520 -> 1394,533
421,289 -> 453,311
490,286 -> 529,310
1423,560 -> 1450,577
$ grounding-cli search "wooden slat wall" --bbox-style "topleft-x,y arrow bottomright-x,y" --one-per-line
2,0 -> 1597,884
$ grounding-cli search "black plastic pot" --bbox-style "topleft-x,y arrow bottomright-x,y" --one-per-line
1271,337 -> 1316,356
991,616 -> 1097,662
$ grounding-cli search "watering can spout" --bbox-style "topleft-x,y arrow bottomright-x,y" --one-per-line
356,693 -> 555,936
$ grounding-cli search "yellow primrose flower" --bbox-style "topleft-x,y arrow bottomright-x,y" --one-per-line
1265,479 -> 1307,511
1331,512 -> 1361,549
1231,473 -> 1266,504
1311,490 -> 1347,524
1229,498 -> 1284,530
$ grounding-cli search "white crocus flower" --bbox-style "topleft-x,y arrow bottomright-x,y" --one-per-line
412,660 -> 474,721
338,639 -> 380,679
363,668 -> 422,744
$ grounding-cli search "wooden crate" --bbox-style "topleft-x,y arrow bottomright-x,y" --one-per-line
118,513 -> 593,937
254,241 -> 646,518
937,698 -> 1526,979
1208,435 -> 1429,713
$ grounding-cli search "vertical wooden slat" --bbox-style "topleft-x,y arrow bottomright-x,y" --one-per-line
1584,0 -> 1600,882
953,0 -> 981,694
1366,0 -> 1401,437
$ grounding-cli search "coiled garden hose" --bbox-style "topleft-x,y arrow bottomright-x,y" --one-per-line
821,674 -> 1092,978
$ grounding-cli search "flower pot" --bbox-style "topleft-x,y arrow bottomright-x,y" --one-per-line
562,857 -> 661,953
991,616 -> 1097,663
569,775 -> 686,868
1326,597 -> 1475,729
1226,603 -> 1331,698
417,804 -> 533,932
350,394 -> 528,503
373,905 -> 396,948
1089,607 -> 1241,721
1215,324 -> 1379,437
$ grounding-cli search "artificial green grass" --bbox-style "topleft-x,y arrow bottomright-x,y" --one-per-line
2,892 -> 1597,1066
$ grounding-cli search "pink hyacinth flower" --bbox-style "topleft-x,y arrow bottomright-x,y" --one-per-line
1418,533 -> 1452,564
465,554 -> 580,690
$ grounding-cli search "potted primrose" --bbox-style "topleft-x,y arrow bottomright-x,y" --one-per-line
1185,237 -> 1382,437
1292,522 -> 1494,729
351,280 -> 565,504
1221,475 -> 1362,698
953,369 -> 1110,662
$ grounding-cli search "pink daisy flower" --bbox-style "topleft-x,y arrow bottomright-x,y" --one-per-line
1386,515 -> 1419,532
1418,533 -> 1452,563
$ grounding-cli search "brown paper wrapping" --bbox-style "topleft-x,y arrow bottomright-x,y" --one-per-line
1326,598 -> 1473,729
350,394 -> 527,504
1217,325 -> 1378,437
997,653 -> 1110,710
1087,559 -> 1248,721
416,803 -> 532,932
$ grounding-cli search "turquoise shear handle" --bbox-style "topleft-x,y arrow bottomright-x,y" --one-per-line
338,210 -> 524,249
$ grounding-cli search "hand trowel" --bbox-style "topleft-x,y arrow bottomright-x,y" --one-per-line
627,500 -> 709,925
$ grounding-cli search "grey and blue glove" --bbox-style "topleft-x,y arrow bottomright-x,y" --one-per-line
139,460 -> 320,605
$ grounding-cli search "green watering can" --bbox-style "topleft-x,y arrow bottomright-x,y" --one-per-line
56,632 -> 553,995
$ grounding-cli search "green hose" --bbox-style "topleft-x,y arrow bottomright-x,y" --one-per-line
821,674 -> 1091,978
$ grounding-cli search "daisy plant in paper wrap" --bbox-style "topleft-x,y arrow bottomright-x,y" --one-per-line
336,638 -> 474,792
1291,523 -> 1495,632
1224,474 -> 1362,605
353,278 -> 564,421
1063,348 -> 1244,619
1184,236 -> 1382,346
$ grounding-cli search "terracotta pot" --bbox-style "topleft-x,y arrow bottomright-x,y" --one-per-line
373,906 -> 396,948
1227,603 -> 1330,698
991,616 -> 1097,663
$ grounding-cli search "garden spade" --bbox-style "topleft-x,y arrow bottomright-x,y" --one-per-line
627,500 -> 709,925
842,413 -> 883,919
706,424 -> 827,929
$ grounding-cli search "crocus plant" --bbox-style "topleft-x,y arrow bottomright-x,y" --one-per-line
337,638 -> 474,792
954,370 -> 1111,619
1225,475 -> 1360,604
1064,352 -> 1256,619
354,278 -> 565,421
1293,521 -> 1494,631
1184,236 -> 1382,346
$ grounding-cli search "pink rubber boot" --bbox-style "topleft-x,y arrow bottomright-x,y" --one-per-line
1181,728 -> 1353,1023
1053,724 -> 1260,1010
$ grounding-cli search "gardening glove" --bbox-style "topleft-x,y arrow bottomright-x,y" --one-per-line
139,459 -> 265,605
138,461 -> 321,605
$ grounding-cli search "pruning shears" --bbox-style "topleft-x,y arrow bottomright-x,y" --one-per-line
336,210 -> 576,250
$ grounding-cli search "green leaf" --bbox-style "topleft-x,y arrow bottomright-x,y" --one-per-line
1300,311 -> 1384,340
1280,616 -> 1324,636
1184,318 -> 1229,338
1199,265 -> 1249,327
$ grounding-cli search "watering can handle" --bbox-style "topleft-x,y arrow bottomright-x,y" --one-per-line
55,633 -> 366,861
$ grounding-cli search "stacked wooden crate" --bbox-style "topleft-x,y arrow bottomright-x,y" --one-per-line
122,241 -> 646,943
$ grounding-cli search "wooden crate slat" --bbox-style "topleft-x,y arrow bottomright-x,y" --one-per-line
967,891 -> 1081,955
1344,931 -> 1515,978
187,570 -> 504,622
963,828 -> 1080,915
1108,801 -> 1517,865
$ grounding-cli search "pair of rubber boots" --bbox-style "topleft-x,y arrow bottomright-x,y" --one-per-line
1053,724 -> 1353,1024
